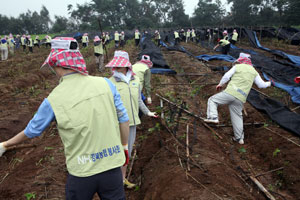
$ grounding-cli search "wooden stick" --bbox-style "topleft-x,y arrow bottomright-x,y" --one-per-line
249,176 -> 276,200
176,145 -> 183,169
251,87 -> 270,98
291,106 -> 300,112
186,124 -> 190,171
243,107 -> 248,117
264,127 -> 300,148
156,93 -> 223,139
255,167 -> 284,178
126,149 -> 137,180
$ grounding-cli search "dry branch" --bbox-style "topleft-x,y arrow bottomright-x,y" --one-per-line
255,167 -> 284,178
126,149 -> 137,180
264,127 -> 300,148
249,176 -> 276,200
186,124 -> 190,171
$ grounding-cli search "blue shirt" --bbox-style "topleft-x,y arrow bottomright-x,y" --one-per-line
24,78 -> 129,138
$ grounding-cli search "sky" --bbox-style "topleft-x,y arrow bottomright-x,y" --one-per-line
0,0 -> 228,21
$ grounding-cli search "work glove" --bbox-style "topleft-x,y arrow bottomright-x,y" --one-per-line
147,97 -> 152,105
123,144 -> 129,166
216,84 -> 222,91
147,112 -> 158,118
0,142 -> 7,157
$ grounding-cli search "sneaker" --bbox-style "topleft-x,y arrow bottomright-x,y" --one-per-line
232,137 -> 244,144
123,178 -> 136,189
204,118 -> 219,124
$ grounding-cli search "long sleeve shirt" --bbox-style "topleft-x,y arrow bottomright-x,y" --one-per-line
219,66 -> 271,88
24,78 -> 129,138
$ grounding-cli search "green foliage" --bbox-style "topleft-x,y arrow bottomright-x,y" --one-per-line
238,147 -> 247,153
24,193 -> 36,200
148,122 -> 161,133
273,148 -> 281,157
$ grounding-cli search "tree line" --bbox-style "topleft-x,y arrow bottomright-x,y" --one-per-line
0,0 -> 299,35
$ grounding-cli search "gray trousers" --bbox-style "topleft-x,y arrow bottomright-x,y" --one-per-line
207,92 -> 244,140
95,54 -> 104,72
1,48 -> 8,60
128,126 -> 136,158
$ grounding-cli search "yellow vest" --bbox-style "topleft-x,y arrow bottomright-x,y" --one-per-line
114,33 -> 119,41
48,74 -> 124,177
135,32 -> 140,39
220,39 -> 230,46
132,63 -> 148,90
232,33 -> 238,41
82,36 -> 88,43
28,38 -> 33,47
109,76 -> 141,126
191,31 -> 196,37
187,31 -> 191,37
0,41 -> 8,49
225,64 -> 258,103
94,42 -> 104,54
174,32 -> 179,38
21,37 -> 26,45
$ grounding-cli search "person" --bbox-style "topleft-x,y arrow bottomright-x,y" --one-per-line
15,35 -> 21,50
186,29 -> 191,43
7,34 -> 15,55
45,35 -> 52,48
0,37 -> 130,200
21,35 -> 27,51
223,30 -> 229,41
82,33 -> 89,47
180,29 -> 186,42
27,35 -> 34,53
105,32 -> 110,44
154,30 -> 161,47
230,29 -> 238,45
204,53 -> 273,144
34,36 -> 40,48
213,38 -> 231,55
134,29 -> 140,46
120,31 -> 125,47
191,29 -> 196,42
93,35 -> 105,72
174,30 -> 180,45
0,36 -> 8,60
114,31 -> 120,48
207,29 -> 212,45
106,50 -> 157,189
132,55 -> 153,105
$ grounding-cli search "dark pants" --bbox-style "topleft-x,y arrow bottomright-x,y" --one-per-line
83,43 -> 87,48
46,43 -> 51,48
135,39 -> 140,46
120,40 -> 125,47
22,45 -> 26,51
34,44 -> 40,48
66,167 -> 125,200
222,44 -> 231,55
175,38 -> 180,45
230,40 -> 236,45
156,39 -> 161,47
29,47 -> 33,53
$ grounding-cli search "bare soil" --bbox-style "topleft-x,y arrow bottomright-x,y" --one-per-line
0,39 -> 299,200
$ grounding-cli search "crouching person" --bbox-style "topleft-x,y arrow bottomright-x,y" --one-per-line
0,37 -> 130,200
106,50 -> 157,189
204,53 -> 273,144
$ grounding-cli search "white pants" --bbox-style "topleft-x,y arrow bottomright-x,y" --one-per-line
207,91 -> 244,140
1,48 -> 8,60
128,126 -> 136,158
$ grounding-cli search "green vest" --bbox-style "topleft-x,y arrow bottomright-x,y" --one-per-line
121,34 -> 125,40
135,32 -> 140,39
94,42 -> 104,54
109,76 -> 141,126
21,37 -> 25,45
28,38 -> 33,47
48,74 -> 124,177
155,34 -> 161,40
232,33 -> 238,41
191,31 -> 196,37
225,64 -> 258,103
82,36 -> 88,43
220,39 -> 230,46
132,63 -> 148,90
8,39 -> 14,47
174,32 -> 179,38
34,38 -> 39,44
114,33 -> 119,41
46,36 -> 51,43
0,41 -> 8,49
187,31 -> 191,37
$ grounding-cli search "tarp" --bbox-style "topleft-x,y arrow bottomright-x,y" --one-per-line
196,54 -> 236,62
247,89 -> 300,137
150,68 -> 177,74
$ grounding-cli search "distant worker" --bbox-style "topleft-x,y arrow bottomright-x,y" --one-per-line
0,37 -> 130,200
132,55 -> 153,104
0,36 -> 8,60
230,29 -> 238,45
21,35 -> 26,51
93,35 -> 105,72
207,29 -> 212,44
204,53 -> 273,144
7,34 -> 15,55
134,29 -> 140,46
186,29 -> 191,42
223,30 -> 229,41
106,50 -> 157,189
174,30 -> 180,45
34,36 -> 40,48
114,31 -> 120,48
82,33 -> 89,47
27,35 -> 33,53
191,29 -> 196,42
120,31 -> 125,47
180,29 -> 186,42
45,35 -> 52,48
15,35 -> 21,50
154,30 -> 161,47
105,32 -> 110,44
213,38 -> 231,55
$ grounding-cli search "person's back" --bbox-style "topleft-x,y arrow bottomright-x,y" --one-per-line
48,74 -> 125,176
